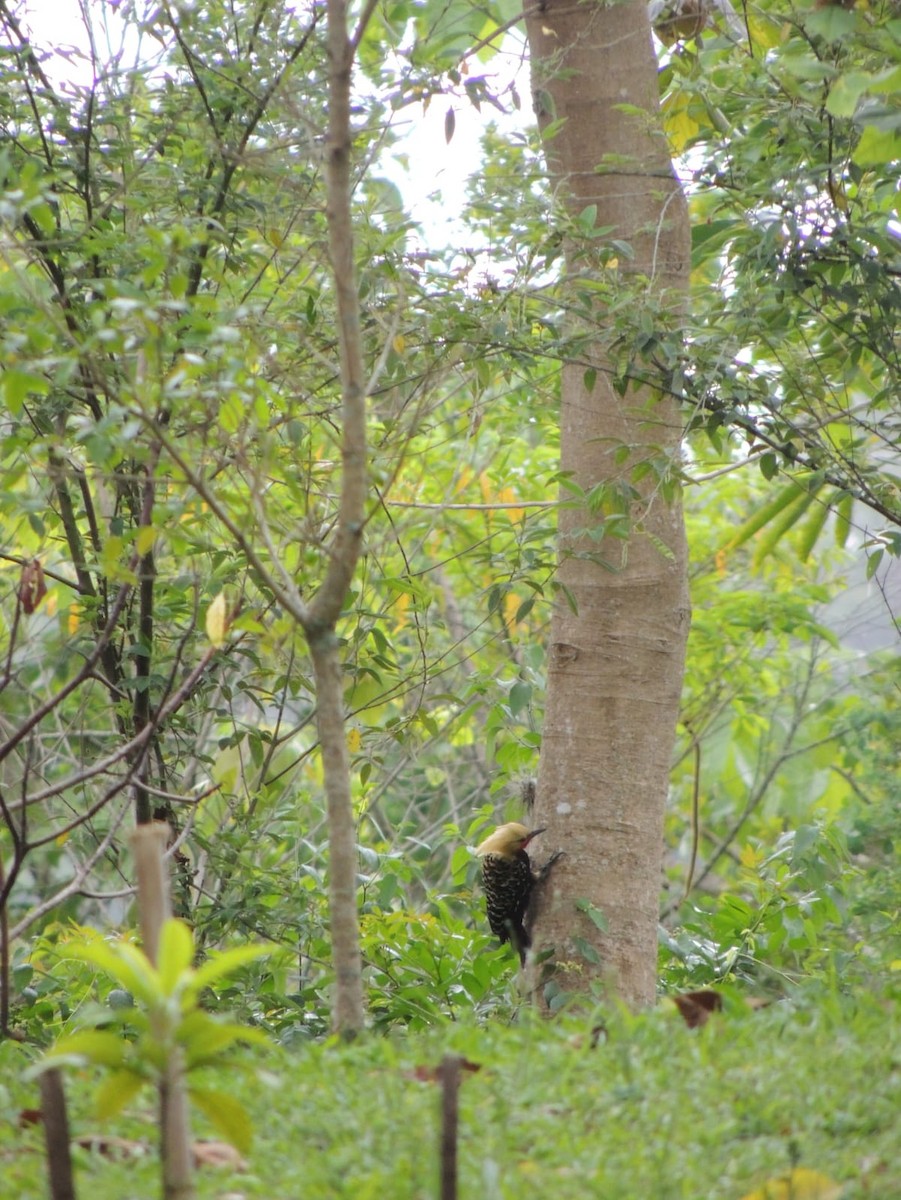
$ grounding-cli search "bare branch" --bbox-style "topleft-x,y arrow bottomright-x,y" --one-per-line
0,580 -> 133,771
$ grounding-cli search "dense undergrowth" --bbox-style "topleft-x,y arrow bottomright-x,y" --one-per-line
2,982 -> 899,1200
3,770 -> 897,1197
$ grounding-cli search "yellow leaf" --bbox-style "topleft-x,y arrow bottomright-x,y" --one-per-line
393,591 -> 410,630
455,466 -> 474,495
739,1168 -> 844,1200
662,91 -> 700,154
739,842 -> 763,869
504,590 -> 520,631
135,525 -> 156,556
205,592 -> 229,647
68,604 -> 81,636
393,333 -> 406,354
745,14 -> 788,51
347,726 -> 361,753
497,485 -> 524,523
101,535 -> 124,571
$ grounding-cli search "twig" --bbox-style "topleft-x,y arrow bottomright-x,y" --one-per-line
682,739 -> 701,900
0,579 -> 133,771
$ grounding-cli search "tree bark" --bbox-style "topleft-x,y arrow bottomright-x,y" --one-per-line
303,0 -> 371,1037
524,0 -> 691,1008
39,1070 -> 75,1200
309,630 -> 366,1035
131,824 -> 194,1199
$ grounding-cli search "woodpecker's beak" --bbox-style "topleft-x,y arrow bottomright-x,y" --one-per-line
523,827 -> 546,846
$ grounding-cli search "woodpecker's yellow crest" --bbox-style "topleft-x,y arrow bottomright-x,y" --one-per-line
475,822 -> 546,859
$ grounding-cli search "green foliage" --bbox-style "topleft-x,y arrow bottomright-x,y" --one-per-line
0,0 -> 898,1044
659,454 -> 899,994
191,818 -> 522,1038
0,0 -> 557,1001
361,906 -> 518,1028
3,987 -> 900,1198
665,0 -> 901,551
29,920 -> 269,1152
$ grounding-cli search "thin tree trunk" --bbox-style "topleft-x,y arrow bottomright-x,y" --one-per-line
301,0 -> 373,1037
309,631 -> 366,1035
524,0 -> 691,1008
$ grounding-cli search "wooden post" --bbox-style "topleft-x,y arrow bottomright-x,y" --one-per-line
438,1054 -> 461,1200
131,822 -> 172,962
130,823 -> 194,1200
40,1069 -> 76,1200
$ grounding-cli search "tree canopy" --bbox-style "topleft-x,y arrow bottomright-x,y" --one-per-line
0,0 -> 898,1043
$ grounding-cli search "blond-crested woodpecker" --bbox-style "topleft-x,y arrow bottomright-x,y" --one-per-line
475,822 -> 558,964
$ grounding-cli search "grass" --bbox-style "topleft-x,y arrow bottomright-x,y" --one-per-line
1,985 -> 899,1199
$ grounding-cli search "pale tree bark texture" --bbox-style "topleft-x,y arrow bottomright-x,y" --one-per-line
523,0 -> 691,1008
303,0 -> 371,1036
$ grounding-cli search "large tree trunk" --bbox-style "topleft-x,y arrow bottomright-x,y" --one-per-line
524,0 -> 691,1008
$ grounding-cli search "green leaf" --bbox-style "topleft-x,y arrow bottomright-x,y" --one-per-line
178,1011 -> 270,1068
751,486 -> 817,563
189,1085 -> 254,1154
1,369 -> 49,415
759,452 -> 778,481
451,844 -> 474,885
791,824 -> 820,865
552,581 -> 579,615
826,70 -> 875,118
662,89 -> 701,154
23,1054 -> 91,1079
508,681 -> 532,715
575,898 -> 608,932
572,935 -> 602,965
183,944 -> 271,1002
804,6 -> 859,42
577,203 -> 598,232
724,477 -> 824,560
94,1068 -> 148,1119
547,988 -> 570,1014
690,219 -> 738,269
834,494 -> 853,549
865,547 -> 883,579
515,596 -> 535,622
796,493 -> 832,562
852,124 -> 901,167
52,1030 -> 128,1067
777,52 -> 837,83
646,532 -> 676,563
158,919 -> 195,995
65,940 -> 160,1005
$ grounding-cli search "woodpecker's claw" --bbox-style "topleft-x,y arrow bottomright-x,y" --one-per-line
537,850 -> 564,881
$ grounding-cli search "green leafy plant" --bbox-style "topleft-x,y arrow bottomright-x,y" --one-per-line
30,920 -> 270,1153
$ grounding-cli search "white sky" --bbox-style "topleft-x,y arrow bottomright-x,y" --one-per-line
18,0 -> 532,252
383,48 -> 532,249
